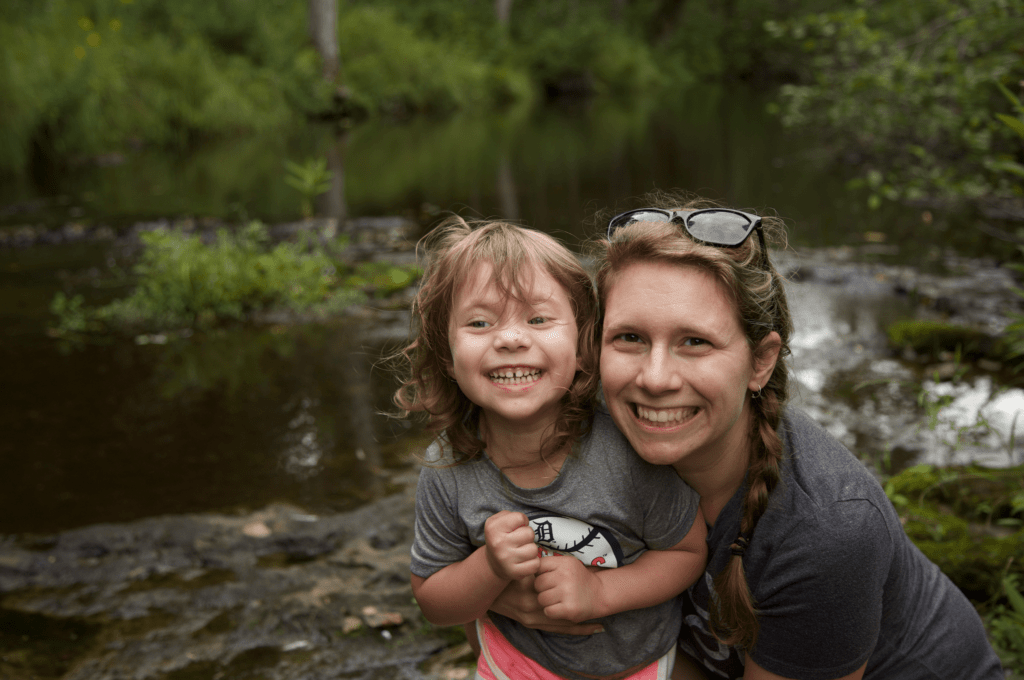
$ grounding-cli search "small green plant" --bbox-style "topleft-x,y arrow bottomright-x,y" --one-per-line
284,157 -> 333,219
985,574 -> 1024,676
49,221 -> 422,336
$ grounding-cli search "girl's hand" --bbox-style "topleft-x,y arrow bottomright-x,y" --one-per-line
484,511 -> 540,581
489,575 -> 605,635
535,555 -> 603,622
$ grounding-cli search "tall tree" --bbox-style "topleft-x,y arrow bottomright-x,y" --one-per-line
495,0 -> 513,29
309,0 -> 339,82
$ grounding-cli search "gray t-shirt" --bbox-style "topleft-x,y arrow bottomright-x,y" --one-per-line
411,409 -> 700,680
679,407 -> 1004,680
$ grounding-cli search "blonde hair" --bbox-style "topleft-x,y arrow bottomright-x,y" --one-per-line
593,192 -> 793,650
394,217 -> 600,464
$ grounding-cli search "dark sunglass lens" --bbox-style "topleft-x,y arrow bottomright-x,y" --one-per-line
617,210 -> 670,228
686,212 -> 752,246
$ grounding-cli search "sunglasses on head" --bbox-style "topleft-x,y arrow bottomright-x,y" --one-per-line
606,208 -> 766,261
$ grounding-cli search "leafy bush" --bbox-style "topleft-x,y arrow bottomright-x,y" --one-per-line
765,0 -> 1024,207
986,575 -> 1024,676
49,222 -> 420,335
337,6 -> 528,117
884,463 -> 1024,603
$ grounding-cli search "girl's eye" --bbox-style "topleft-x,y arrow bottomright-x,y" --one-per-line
528,316 -> 546,325
469,320 -> 490,329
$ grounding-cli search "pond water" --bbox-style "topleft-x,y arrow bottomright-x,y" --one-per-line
1,85 -> 1019,535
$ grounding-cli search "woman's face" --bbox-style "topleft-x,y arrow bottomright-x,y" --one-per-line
600,261 -> 769,475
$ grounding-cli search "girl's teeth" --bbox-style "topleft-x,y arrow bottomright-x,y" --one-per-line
490,369 -> 541,385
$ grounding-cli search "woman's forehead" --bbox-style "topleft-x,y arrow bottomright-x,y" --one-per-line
603,261 -> 740,327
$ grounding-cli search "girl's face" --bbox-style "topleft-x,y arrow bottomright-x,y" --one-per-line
448,261 -> 580,431
600,261 -> 771,475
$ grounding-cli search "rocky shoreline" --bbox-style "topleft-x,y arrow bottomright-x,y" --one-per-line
3,221 -> 1023,679
0,469 -> 474,680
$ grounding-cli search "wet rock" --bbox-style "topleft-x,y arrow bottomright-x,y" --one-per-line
0,482 -> 465,680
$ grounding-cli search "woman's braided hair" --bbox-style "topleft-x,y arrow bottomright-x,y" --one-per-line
593,192 -> 793,650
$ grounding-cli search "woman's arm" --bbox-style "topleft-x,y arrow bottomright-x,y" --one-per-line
534,508 -> 708,622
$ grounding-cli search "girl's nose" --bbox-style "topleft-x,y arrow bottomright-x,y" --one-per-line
635,346 -> 682,393
494,322 -> 530,351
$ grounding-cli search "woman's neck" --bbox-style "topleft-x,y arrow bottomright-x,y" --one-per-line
673,433 -> 752,527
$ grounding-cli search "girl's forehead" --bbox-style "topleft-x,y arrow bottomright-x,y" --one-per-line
453,260 -> 565,310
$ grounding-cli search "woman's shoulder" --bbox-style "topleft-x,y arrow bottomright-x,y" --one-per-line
777,407 -> 893,514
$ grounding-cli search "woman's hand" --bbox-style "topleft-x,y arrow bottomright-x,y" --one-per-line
488,574 -> 604,635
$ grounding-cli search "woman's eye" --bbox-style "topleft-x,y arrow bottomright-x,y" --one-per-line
613,333 -> 642,344
682,337 -> 707,347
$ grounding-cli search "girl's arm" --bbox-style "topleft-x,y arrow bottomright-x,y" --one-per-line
535,507 -> 708,622
412,510 -> 540,627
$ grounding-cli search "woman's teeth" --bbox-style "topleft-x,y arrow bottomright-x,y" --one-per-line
635,406 -> 695,424
489,368 -> 542,385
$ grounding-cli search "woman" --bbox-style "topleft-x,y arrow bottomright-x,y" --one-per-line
490,195 -> 1003,680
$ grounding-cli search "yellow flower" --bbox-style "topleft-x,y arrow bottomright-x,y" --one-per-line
74,46 -> 86,60
110,19 -> 122,31
78,17 -> 94,31
87,32 -> 101,47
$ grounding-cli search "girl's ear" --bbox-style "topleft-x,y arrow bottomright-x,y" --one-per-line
749,331 -> 782,392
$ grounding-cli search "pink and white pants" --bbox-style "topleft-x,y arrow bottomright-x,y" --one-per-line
474,618 -> 675,680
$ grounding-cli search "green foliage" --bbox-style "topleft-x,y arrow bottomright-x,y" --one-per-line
338,6 -> 530,117
284,157 -> 333,219
884,463 -> 1024,603
1001,249 -> 1024,373
765,0 -> 1024,207
885,319 -> 991,359
48,222 -> 421,335
0,0 -> 318,174
986,575 -> 1024,675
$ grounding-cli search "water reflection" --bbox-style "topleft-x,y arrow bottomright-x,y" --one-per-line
7,85 -> 1010,261
0,318 -> 418,536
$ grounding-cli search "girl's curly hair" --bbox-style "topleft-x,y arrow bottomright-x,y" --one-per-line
394,216 -> 600,464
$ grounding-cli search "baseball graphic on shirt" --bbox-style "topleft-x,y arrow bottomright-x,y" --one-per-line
526,512 -> 625,568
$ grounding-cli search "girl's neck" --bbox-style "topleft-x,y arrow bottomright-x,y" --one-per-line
480,412 -> 568,489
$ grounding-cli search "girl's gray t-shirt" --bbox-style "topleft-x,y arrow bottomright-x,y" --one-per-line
679,407 -> 1003,680
411,409 -> 700,680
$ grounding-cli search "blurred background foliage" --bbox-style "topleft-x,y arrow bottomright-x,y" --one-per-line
2,0 -> 1019,215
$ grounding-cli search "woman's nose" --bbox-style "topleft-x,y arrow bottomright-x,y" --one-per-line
635,347 -> 682,393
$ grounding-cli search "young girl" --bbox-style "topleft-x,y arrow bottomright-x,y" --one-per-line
396,218 -> 707,680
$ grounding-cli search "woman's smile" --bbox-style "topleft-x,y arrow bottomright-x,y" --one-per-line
633,404 -> 701,427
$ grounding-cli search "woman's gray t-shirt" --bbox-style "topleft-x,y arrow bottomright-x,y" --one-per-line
411,410 -> 700,680
679,407 -> 1003,680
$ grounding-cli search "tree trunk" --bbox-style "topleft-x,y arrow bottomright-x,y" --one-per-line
309,0 -> 339,83
495,0 -> 513,29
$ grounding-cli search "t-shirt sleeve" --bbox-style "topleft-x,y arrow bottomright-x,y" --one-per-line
633,461 -> 701,551
409,464 -> 475,579
749,498 -> 894,680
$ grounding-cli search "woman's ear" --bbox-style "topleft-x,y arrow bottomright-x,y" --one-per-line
750,331 -> 782,391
